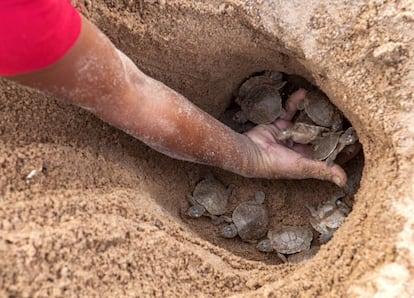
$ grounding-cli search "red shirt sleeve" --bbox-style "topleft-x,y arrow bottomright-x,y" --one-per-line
0,0 -> 82,76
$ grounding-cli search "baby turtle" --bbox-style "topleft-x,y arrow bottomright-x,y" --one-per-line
325,127 -> 358,166
306,195 -> 351,243
236,72 -> 286,125
187,176 -> 234,223
311,128 -> 358,165
220,191 -> 269,242
257,226 -> 313,262
277,122 -> 329,144
311,131 -> 342,161
298,90 -> 343,131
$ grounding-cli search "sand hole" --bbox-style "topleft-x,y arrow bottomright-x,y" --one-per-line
180,72 -> 365,264
2,1 -> 408,296
94,0 -> 369,265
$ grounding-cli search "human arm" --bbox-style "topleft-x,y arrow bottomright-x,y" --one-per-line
5,14 -> 347,186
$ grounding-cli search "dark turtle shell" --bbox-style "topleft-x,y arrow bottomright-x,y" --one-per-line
237,76 -> 284,124
311,132 -> 341,160
303,90 -> 343,130
193,177 -> 228,215
232,200 -> 269,241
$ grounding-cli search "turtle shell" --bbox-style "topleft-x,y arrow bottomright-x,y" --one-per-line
232,201 -> 269,241
304,91 -> 343,129
238,76 -> 284,124
307,196 -> 350,235
311,132 -> 341,160
268,226 -> 313,254
193,178 -> 228,215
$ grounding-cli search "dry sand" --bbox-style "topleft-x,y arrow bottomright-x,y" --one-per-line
0,0 -> 413,297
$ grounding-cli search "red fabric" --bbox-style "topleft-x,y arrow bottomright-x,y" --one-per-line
0,0 -> 81,76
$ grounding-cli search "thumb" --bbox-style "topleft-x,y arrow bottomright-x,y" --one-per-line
294,157 -> 348,187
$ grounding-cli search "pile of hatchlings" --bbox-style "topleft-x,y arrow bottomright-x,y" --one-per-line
187,71 -> 362,263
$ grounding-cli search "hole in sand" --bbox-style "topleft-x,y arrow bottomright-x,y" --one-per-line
180,72 -> 365,264
1,2 -> 405,296
93,6 -> 369,266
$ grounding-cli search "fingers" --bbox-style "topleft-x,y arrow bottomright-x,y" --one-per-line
291,156 -> 347,187
281,88 -> 307,121
269,143 -> 347,187
272,119 -> 293,131
276,88 -> 347,186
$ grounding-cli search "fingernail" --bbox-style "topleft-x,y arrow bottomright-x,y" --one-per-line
333,176 -> 342,186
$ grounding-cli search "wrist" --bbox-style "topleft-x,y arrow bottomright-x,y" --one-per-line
231,133 -> 265,178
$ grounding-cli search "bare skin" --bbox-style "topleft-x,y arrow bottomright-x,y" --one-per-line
4,16 -> 347,186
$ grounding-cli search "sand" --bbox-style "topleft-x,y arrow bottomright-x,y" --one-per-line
0,0 -> 413,297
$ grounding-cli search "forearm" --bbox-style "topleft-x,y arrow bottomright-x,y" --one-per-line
7,16 -> 259,177
100,60 -> 259,176
3,8 -> 347,185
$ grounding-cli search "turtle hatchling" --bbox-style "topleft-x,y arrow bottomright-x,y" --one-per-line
325,127 -> 358,166
276,122 -> 329,144
306,195 -> 351,243
256,226 -> 313,262
220,191 -> 269,242
187,176 -> 234,224
298,90 -> 343,131
311,131 -> 342,161
236,71 -> 286,125
311,127 -> 358,165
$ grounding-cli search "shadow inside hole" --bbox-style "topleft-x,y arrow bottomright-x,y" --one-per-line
180,72 -> 365,264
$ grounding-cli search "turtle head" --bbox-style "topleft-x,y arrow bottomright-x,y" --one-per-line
276,129 -> 291,141
341,127 -> 358,145
254,191 -> 266,204
220,224 -> 238,238
256,239 -> 273,253
187,205 -> 205,218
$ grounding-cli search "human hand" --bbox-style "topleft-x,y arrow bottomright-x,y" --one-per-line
244,89 -> 347,187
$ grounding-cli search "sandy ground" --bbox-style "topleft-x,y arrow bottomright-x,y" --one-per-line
0,0 -> 413,297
